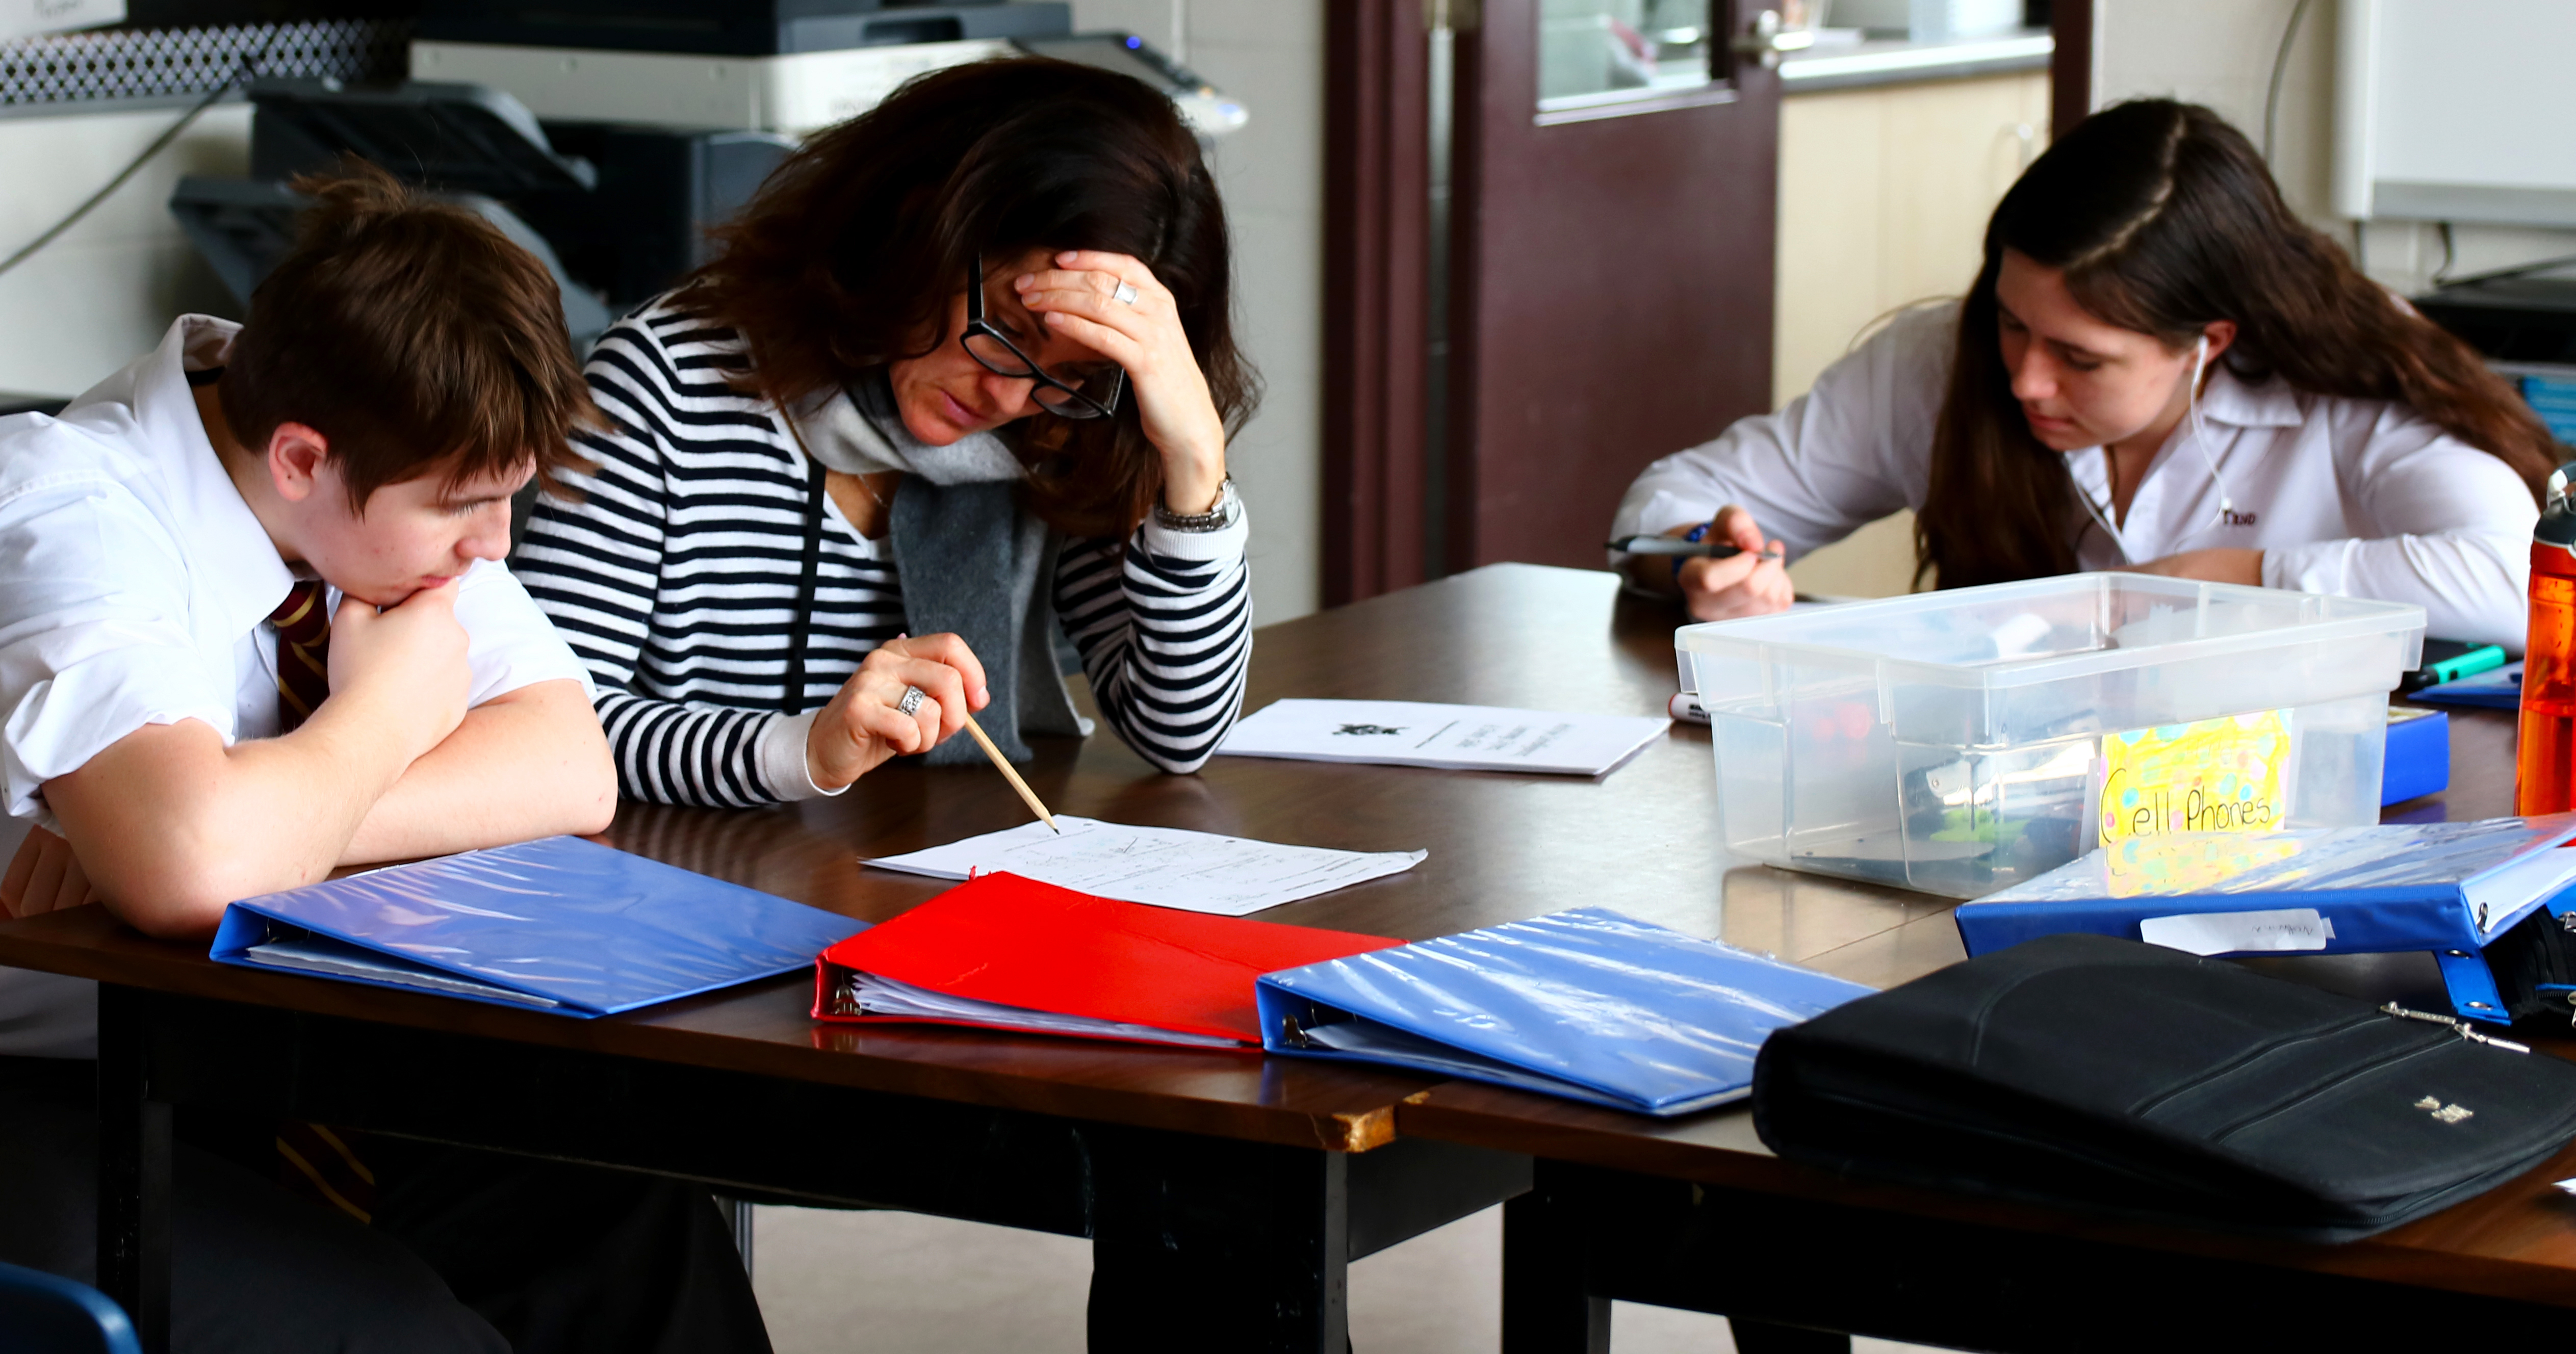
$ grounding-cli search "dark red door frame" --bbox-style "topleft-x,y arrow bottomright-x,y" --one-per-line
2050,0 -> 2090,141
1322,1 -> 1433,608
1443,0 -> 1778,575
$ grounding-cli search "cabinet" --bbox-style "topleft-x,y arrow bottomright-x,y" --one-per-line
1772,70 -> 2050,597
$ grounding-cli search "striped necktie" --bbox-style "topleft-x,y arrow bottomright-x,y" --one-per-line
269,581 -> 329,732
265,580 -> 377,1219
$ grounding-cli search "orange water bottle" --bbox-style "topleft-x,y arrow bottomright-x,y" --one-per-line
2517,462 -> 2576,814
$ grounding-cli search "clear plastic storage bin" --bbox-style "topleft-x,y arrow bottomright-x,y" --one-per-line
1675,575 -> 2427,899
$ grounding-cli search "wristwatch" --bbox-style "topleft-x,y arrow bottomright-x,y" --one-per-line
1153,475 -> 1241,533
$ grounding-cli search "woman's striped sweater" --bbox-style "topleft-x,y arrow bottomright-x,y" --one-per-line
512,299 -> 1253,807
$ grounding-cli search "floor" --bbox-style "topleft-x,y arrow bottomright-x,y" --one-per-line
752,1203 -> 1946,1353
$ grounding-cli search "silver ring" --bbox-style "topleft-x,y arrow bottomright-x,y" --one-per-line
1112,280 -> 1140,306
896,686 -> 926,716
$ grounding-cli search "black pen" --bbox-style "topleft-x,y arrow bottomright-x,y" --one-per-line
1605,535 -> 1785,559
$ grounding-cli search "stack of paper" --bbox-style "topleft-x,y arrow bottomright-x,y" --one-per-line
1215,699 -> 1668,776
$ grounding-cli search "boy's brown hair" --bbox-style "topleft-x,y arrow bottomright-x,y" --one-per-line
218,159 -> 599,510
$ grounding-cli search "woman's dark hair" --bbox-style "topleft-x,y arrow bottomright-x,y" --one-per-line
687,58 -> 1255,538
1917,98 -> 2558,589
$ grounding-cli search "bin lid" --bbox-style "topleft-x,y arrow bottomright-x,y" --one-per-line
1673,572 -> 2426,687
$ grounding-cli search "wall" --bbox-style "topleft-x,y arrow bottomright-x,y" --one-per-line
1071,0 -> 1327,626
1773,70 -> 2050,599
2091,0 -> 2576,294
0,100 -> 247,399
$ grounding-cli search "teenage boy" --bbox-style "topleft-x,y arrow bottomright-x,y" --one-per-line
0,166 -> 769,1353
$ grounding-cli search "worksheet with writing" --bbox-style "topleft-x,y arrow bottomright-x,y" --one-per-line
863,817 -> 1427,917
1215,699 -> 1668,777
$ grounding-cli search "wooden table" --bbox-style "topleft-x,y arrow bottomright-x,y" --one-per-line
1,562 -> 2556,1352
1345,572 -> 2561,1352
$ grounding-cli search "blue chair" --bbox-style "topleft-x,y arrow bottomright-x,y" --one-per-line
0,1260 -> 142,1354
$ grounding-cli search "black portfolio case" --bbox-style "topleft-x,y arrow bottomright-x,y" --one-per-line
1753,933 -> 2576,1241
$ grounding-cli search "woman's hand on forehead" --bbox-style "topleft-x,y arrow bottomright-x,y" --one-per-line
1015,249 -> 1229,510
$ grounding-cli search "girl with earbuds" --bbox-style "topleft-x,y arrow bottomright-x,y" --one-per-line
1612,98 -> 2558,648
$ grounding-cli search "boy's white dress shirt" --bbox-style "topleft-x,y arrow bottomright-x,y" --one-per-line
0,315 -> 593,1057
1611,302 -> 2543,647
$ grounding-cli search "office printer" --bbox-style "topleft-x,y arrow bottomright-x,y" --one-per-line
172,9 -> 1246,343
170,77 -> 794,345
409,0 -> 1247,140
2414,264 -> 2576,448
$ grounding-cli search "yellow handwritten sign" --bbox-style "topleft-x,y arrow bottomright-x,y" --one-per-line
2100,833 -> 2305,897
2096,711 -> 2290,848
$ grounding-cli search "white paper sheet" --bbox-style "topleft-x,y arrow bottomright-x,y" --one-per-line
243,935 -> 561,1008
862,817 -> 1427,917
1214,699 -> 1668,776
835,972 -> 1246,1048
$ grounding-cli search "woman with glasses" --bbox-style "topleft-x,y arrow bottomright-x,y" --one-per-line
516,59 -> 1256,805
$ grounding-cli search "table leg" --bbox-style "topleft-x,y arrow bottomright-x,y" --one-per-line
1500,1186 -> 1608,1354
1086,1129 -> 1349,1353
95,984 -> 171,1353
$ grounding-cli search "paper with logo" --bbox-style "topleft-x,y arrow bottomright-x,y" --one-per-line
862,817 -> 1426,917
1215,699 -> 1668,776
2096,710 -> 2292,847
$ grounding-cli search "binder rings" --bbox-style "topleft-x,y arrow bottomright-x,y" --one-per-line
812,872 -> 1406,1048
210,835 -> 866,1017
1256,907 -> 1873,1115
1954,815 -> 2576,1025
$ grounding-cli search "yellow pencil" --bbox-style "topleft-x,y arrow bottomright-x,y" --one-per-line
960,713 -> 1062,834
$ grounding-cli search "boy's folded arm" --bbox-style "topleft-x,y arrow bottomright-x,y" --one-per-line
43,703 -> 422,939
340,678 -> 615,866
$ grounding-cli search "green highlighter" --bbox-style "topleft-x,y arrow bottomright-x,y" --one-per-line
2401,641 -> 2508,693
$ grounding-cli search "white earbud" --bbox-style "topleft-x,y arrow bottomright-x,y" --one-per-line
2187,332 -> 2235,520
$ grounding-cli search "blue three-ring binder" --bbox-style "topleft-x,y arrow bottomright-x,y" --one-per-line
1255,907 -> 1872,1115
210,835 -> 866,1017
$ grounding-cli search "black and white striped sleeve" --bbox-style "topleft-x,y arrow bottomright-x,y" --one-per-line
513,318 -> 784,808
1055,510 -> 1253,773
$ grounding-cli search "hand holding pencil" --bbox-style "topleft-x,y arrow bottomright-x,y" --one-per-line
804,632 -> 992,792
802,633 -> 1064,834
1660,505 -> 1794,623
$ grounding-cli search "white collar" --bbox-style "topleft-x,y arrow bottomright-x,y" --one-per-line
2195,362 -> 2305,429
99,316 -> 298,640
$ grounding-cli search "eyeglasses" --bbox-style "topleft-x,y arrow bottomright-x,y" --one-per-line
960,253 -> 1127,420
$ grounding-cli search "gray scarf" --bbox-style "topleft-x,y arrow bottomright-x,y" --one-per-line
783,374 -> 1084,764
785,372 -> 1022,483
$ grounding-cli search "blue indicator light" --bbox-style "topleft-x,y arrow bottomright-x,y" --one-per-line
1125,35 -> 1142,48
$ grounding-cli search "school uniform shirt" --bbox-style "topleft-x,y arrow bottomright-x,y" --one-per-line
0,315 -> 593,1058
1611,302 -> 2541,647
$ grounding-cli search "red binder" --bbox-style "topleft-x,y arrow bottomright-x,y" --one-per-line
811,872 -> 1405,1047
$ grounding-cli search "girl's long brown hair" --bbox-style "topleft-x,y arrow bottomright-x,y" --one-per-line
1917,98 -> 2557,589
685,58 -> 1256,538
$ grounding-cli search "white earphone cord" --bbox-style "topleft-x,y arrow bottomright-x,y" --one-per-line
2189,333 -> 2235,518
2071,333 -> 2233,559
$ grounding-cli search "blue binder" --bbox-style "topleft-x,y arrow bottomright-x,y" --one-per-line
1254,907 -> 1873,1116
1953,815 -> 2576,1025
210,836 -> 866,1017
